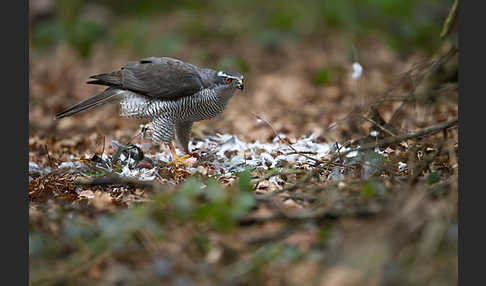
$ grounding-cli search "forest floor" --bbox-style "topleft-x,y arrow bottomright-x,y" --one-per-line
29,34 -> 458,286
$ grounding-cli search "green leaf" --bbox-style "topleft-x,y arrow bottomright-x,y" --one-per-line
361,183 -> 376,198
271,10 -> 296,31
359,150 -> 388,176
83,170 -> 106,178
313,68 -> 330,86
231,192 -> 255,218
172,193 -> 194,220
180,177 -> 203,198
63,217 -> 99,240
361,180 -> 388,197
206,179 -> 225,203
317,226 -> 332,247
281,244 -> 302,261
68,20 -> 106,58
193,234 -> 210,254
363,150 -> 387,167
427,171 -> 441,185
237,170 -> 254,192
173,178 -> 202,220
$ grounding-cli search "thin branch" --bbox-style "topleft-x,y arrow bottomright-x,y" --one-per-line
388,46 -> 458,127
357,115 -> 398,137
340,117 -> 458,158
100,135 -> 105,156
440,0 -> 458,39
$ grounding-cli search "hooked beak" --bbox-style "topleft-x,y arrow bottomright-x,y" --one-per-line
236,79 -> 244,90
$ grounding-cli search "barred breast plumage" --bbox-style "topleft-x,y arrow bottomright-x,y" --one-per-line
119,85 -> 237,148
119,85 -> 234,122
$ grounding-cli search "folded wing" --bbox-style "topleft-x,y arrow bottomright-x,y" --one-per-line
88,57 -> 205,100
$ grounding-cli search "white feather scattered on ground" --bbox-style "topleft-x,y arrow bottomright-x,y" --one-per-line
398,161 -> 408,172
351,62 -> 363,79
29,133 -> 387,182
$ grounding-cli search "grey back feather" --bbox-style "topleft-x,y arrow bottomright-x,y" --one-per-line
88,57 -> 216,100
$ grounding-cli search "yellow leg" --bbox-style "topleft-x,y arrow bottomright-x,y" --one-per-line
168,143 -> 190,167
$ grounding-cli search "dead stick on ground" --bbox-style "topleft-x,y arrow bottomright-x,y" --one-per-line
252,168 -> 306,185
238,205 -> 378,226
75,175 -> 169,191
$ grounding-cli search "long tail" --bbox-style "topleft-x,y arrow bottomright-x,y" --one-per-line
55,87 -> 121,119
86,71 -> 122,87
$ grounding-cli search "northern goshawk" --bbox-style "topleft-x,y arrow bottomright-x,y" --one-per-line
55,57 -> 244,166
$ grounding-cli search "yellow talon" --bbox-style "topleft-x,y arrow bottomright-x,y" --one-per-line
168,154 -> 190,167
168,143 -> 190,167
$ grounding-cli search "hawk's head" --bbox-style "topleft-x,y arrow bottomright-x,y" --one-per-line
216,70 -> 244,90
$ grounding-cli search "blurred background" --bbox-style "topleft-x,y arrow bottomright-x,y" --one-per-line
29,1 -> 458,285
29,0 -> 454,150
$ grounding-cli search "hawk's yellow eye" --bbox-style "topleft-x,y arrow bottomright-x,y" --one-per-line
225,78 -> 232,84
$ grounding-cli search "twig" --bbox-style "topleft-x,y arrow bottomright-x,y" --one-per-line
357,115 -> 398,137
339,117 -> 458,159
255,166 -> 324,201
324,105 -> 363,132
408,139 -> 446,185
125,124 -> 151,145
43,144 -> 57,168
100,135 -> 105,156
388,46 -> 457,127
245,221 -> 301,245
238,206 -> 377,226
252,168 -> 306,185
261,118 -> 458,196
75,175 -> 169,191
440,0 -> 458,39
281,192 -> 319,202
